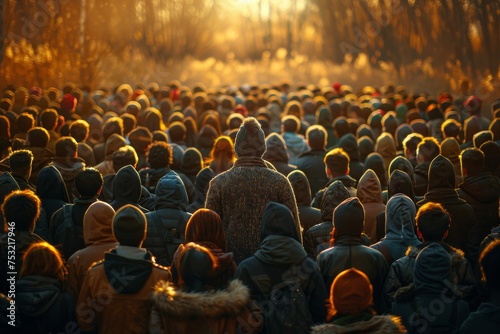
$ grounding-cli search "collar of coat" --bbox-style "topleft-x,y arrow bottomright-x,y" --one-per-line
311,315 -> 406,334
151,279 -> 250,318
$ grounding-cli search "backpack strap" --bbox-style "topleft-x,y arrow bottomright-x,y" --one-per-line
375,242 -> 394,265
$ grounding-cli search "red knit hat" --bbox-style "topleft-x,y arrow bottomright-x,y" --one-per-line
330,268 -> 373,317
60,94 -> 76,112
464,95 -> 482,115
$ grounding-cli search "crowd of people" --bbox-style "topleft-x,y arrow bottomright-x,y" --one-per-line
0,80 -> 499,333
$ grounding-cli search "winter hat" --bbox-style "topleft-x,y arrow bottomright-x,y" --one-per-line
260,201 -> 300,242
104,133 -> 127,159
234,117 -> 266,157
333,197 -> 365,236
473,130 -> 493,148
112,204 -> 147,247
60,94 -> 76,112
330,268 -> 373,316
464,95 -> 482,115
181,147 -> 203,176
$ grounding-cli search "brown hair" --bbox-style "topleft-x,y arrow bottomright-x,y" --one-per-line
20,242 -> 67,285
207,136 -> 235,174
185,209 -> 227,252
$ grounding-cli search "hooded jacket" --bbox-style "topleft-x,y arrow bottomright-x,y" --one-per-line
304,180 -> 350,258
338,133 -> 365,182
311,315 -> 406,334
371,194 -> 420,265
66,201 -> 117,300
263,133 -> 297,176
391,243 -> 470,333
187,166 -> 216,213
356,169 -> 386,244
418,155 -> 476,261
94,134 -> 127,177
458,172 -> 500,264
287,170 -> 322,235
311,175 -> 357,210
111,165 -> 149,213
144,171 -> 192,266
364,153 -> 387,190
22,146 -> 54,185
295,147 -> 329,197
236,202 -> 328,332
316,106 -> 338,149
460,296 -> 500,333
149,279 -> 261,334
16,275 -> 75,334
282,131 -> 309,165
413,160 -> 431,197
76,249 -> 171,333
50,156 -> 86,201
441,138 -> 464,186
375,132 -> 397,172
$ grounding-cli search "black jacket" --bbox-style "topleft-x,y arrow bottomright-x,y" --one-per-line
287,170 -> 322,235
110,165 -> 149,213
295,149 -> 328,197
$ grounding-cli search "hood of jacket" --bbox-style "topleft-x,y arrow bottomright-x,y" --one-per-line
151,279 -> 250,318
16,275 -> 64,317
103,249 -> 154,294
36,165 -> 70,201
263,133 -> 289,163
50,157 -> 85,183
440,138 -> 461,165
375,132 -> 397,170
358,136 -> 375,162
316,106 -> 333,129
460,172 -> 500,203
414,243 -> 452,295
321,180 -> 351,221
181,147 -> 203,177
388,170 -> 415,202
357,169 -> 383,204
282,132 -> 308,156
428,155 -> 455,190
104,133 -> 127,159
384,194 -> 417,240
83,201 -> 116,246
0,172 -> 19,203
365,153 -> 387,186
338,133 -> 360,162
259,201 -> 300,243
287,170 -> 312,206
113,165 -> 142,204
155,171 -> 188,211
312,315 -> 405,334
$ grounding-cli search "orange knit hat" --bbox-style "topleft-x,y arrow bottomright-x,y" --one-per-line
330,268 -> 373,317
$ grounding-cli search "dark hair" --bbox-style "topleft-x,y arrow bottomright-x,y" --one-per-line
306,125 -> 327,150
20,242 -> 67,284
55,136 -> 78,158
415,202 -> 450,242
480,240 -> 500,290
69,120 -> 89,142
168,122 -> 186,142
2,190 -> 40,232
75,168 -> 103,197
460,147 -> 484,177
147,141 -> 172,169
177,242 -> 218,292
120,113 -> 137,136
324,148 -> 350,176
8,149 -> 33,176
16,113 -> 35,133
185,209 -> 226,251
402,133 -> 423,157
26,127 -> 49,148
441,119 -> 461,139
282,115 -> 300,133
480,141 -> 500,174
112,145 -> 138,171
333,116 -> 350,138
40,108 -> 58,130
417,137 -> 441,162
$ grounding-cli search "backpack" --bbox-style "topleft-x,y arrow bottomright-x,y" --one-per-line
53,204 -> 85,260
249,259 -> 313,334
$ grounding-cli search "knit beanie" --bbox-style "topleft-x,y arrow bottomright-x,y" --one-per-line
112,204 -> 147,247
60,94 -> 76,112
330,268 -> 373,316
234,117 -> 266,157
333,197 -> 365,236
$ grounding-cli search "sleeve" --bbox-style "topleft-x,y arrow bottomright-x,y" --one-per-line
303,260 -> 328,325
205,178 -> 223,222
383,262 -> 404,308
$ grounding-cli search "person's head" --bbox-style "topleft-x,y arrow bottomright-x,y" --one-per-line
8,149 -> 32,177
55,136 -> 78,158
69,120 -> 90,142
402,132 -> 423,160
25,126 -> 49,148
415,202 -> 450,242
102,116 -> 124,143
168,122 -> 186,142
441,118 -> 461,140
324,148 -> 350,178
185,209 -> 226,252
306,125 -> 327,150
2,190 -> 40,232
328,268 -> 374,320
473,130 -> 493,149
281,115 -> 300,134
176,242 -> 217,292
460,147 -> 484,178
147,141 -> 172,169
20,242 -> 67,284
480,141 -> 500,174
40,108 -> 58,131
332,197 -> 365,239
112,204 -> 147,247
16,112 -> 35,133
479,240 -> 500,292
128,126 -> 153,155
416,137 -> 441,163
234,117 -> 266,158
112,145 -> 138,171
75,167 -> 103,198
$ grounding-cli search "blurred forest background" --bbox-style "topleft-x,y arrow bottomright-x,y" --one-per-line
0,0 -> 499,96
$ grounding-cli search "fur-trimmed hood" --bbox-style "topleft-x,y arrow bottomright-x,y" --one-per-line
311,315 -> 406,333
151,279 -> 250,318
